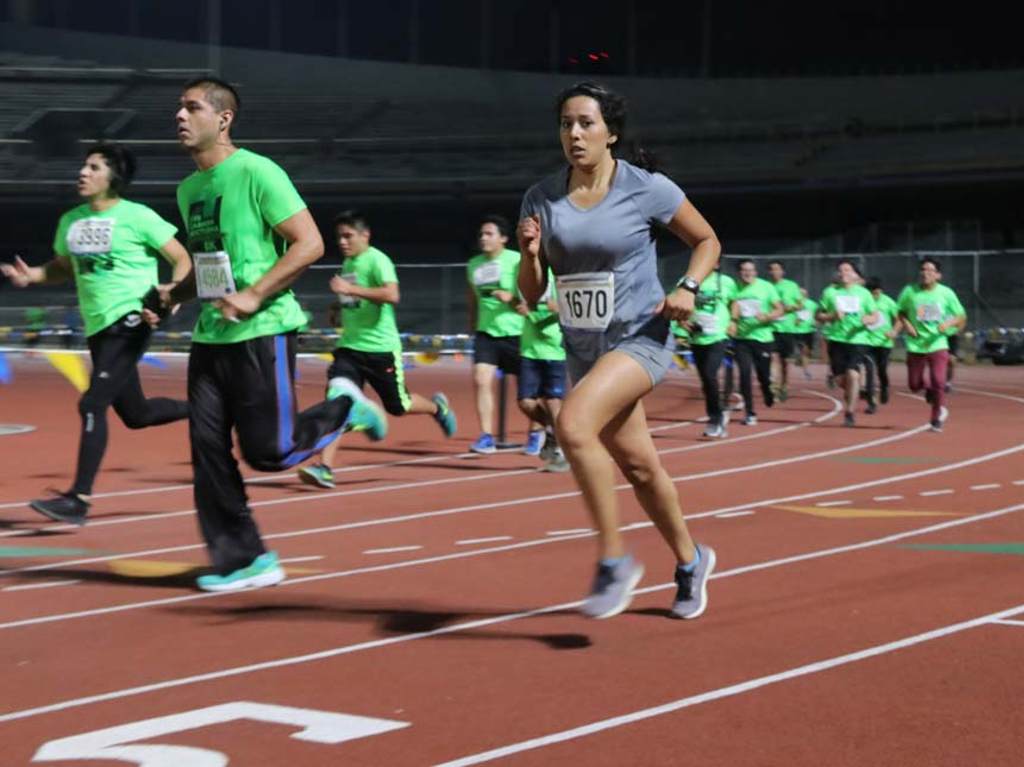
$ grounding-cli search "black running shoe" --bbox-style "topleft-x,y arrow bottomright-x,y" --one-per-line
880,386 -> 890,405
29,492 -> 89,526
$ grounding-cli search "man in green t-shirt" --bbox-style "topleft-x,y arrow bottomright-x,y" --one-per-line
2,143 -> 191,525
863,276 -> 901,407
767,260 -> 804,402
514,263 -> 568,470
896,257 -> 966,432
161,78 -> 387,591
296,211 -> 457,489
466,214 -> 526,454
816,259 -> 879,427
729,259 -> 783,425
684,267 -> 737,438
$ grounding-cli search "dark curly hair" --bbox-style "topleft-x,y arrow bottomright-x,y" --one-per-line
555,81 -> 658,172
83,143 -> 136,195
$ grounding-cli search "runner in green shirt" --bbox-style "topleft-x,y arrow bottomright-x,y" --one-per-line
863,276 -> 902,407
515,264 -> 569,471
296,211 -> 457,489
896,257 -> 966,431
767,260 -> 804,401
729,259 -> 783,424
1,143 -> 191,525
466,214 -> 526,454
791,287 -> 818,379
686,268 -> 737,437
816,259 -> 879,427
160,77 -> 386,591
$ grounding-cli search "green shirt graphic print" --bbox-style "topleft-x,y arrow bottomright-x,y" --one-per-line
176,149 -> 309,344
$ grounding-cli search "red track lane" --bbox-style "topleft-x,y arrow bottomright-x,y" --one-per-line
1,356 -> 1022,765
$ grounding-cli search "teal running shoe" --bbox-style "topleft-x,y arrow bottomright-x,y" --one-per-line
431,392 -> 457,437
196,551 -> 285,592
298,463 -> 335,489
328,377 -> 387,441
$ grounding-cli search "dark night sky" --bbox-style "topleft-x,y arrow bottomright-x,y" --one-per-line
9,0 -> 1024,77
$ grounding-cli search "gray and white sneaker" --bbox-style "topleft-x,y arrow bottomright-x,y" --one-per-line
671,544 -> 716,619
538,429 -> 559,463
580,555 -> 645,619
703,414 -> 728,439
542,446 -> 571,473
742,414 -> 758,426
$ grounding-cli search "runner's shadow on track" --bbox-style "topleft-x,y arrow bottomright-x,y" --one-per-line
5,566 -> 202,590
172,601 -> 592,650
337,446 -> 455,458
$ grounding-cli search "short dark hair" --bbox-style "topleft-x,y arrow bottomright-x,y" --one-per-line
768,259 -> 784,269
480,214 -> 510,239
183,77 -> 241,117
333,210 -> 371,231
84,142 -> 136,195
865,276 -> 883,291
736,258 -> 756,271
920,256 -> 942,272
837,258 -> 862,277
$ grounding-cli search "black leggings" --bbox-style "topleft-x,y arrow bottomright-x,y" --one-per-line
734,339 -> 773,417
692,341 -> 726,422
862,346 -> 891,398
189,333 -> 353,574
71,314 -> 189,496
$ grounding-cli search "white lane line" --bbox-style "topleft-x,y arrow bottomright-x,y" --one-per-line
0,398 -> 841,540
2,579 -> 80,593
992,619 -> 1024,628
714,511 -> 756,519
873,495 -> 904,501
6,408 -> 909,580
0,425 -> 1015,596
0,410 -> 713,512
435,601 -> 1024,767
4,449 -> 1023,633
1013,480 -> 1024,487
363,546 -> 422,555
970,484 -> 1001,491
816,500 -> 852,507
455,537 -> 514,546
278,556 -> 324,564
920,489 -> 954,497
546,529 -> 592,536
3,502 -> 1021,725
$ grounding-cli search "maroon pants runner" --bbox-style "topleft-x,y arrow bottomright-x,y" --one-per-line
906,349 -> 949,421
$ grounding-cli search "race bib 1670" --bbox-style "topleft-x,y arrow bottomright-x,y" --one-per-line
556,271 -> 614,331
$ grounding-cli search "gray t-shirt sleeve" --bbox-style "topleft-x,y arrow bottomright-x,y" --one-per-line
639,172 -> 686,225
520,184 -> 542,220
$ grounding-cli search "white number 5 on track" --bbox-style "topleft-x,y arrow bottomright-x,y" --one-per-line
33,701 -> 409,766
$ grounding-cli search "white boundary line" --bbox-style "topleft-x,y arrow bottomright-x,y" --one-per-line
3,416 -> 935,581
1,501 -> 1021,725
1,445 -> 1020,631
0,393 -> 837,525
435,600 -> 1024,766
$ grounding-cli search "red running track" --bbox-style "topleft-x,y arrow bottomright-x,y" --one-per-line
0,353 -> 1022,765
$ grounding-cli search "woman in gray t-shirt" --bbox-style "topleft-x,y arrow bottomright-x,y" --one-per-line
518,82 -> 721,621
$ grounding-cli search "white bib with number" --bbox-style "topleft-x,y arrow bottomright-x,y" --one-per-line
918,302 -> 942,322
338,272 -> 360,307
67,218 -> 114,255
866,313 -> 887,331
796,309 -> 812,323
195,251 -> 237,300
556,272 -> 614,331
737,298 -> 761,319
694,311 -> 719,335
472,260 -> 502,288
835,294 -> 861,314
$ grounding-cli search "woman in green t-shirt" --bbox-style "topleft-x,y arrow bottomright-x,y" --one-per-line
1,144 -> 191,525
